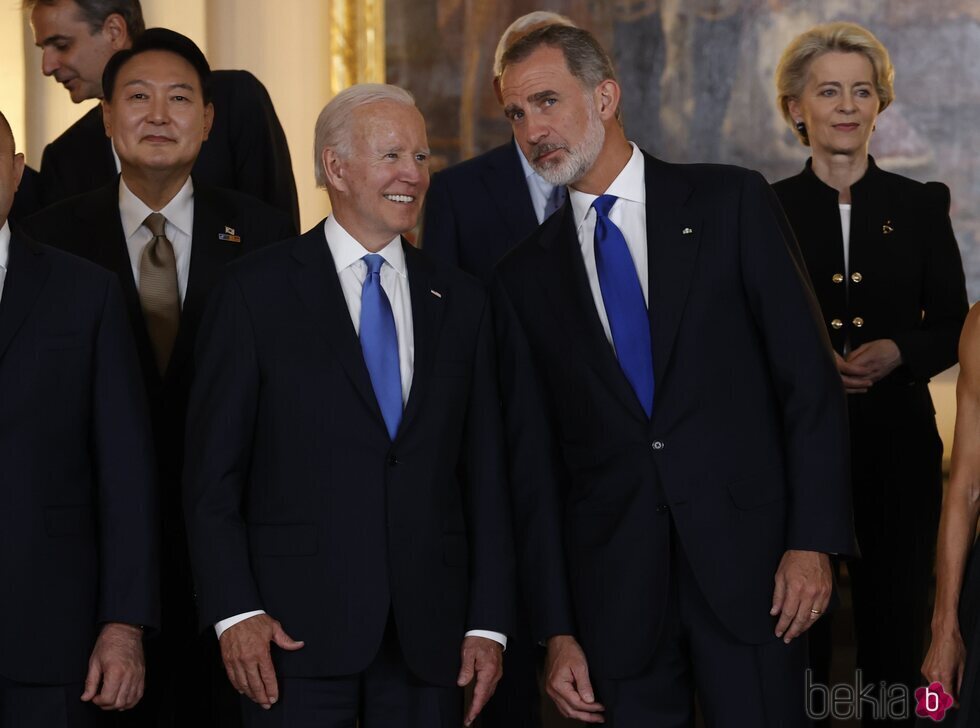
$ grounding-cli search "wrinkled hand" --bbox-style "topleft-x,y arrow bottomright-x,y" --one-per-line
457,636 -> 504,726
220,614 -> 304,709
544,635 -> 605,723
81,622 -> 145,710
770,550 -> 832,643
922,626 -> 967,701
837,340 -> 902,392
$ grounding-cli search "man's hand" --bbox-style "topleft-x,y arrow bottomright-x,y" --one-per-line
457,636 -> 504,726
836,339 -> 903,393
219,614 -> 304,709
544,635 -> 605,723
81,622 -> 145,710
770,550 -> 832,643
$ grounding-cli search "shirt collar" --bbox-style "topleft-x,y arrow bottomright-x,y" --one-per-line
118,175 -> 195,239
323,215 -> 407,278
569,142 -> 645,229
0,221 -> 10,272
514,138 -> 557,197
514,138 -> 537,180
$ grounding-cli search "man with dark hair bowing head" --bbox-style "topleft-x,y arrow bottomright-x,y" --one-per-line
183,84 -> 514,728
26,0 -> 300,228
0,110 -> 157,727
492,25 -> 854,726
23,28 -> 295,728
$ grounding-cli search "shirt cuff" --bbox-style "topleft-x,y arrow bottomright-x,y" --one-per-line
215,610 -> 266,639
465,629 -> 508,650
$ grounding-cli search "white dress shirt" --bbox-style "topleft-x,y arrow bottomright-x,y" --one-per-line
0,221 -> 10,303
119,176 -> 194,306
515,139 -> 563,225
839,204 -> 852,276
215,216 -> 506,648
569,142 -> 648,348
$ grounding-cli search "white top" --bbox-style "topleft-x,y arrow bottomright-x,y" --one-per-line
568,142 -> 648,349
119,176 -> 194,306
839,204 -> 852,276
0,221 -> 10,303
214,217 -> 506,648
515,138 -> 563,225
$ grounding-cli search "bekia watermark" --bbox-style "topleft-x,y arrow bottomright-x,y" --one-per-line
805,670 -> 953,722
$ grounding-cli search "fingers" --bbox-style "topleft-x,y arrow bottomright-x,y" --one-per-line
243,660 -> 273,708
463,660 -> 498,726
271,624 -> 305,651
547,664 -> 605,723
772,552 -> 831,643
456,655 -> 475,688
80,658 -> 102,702
770,572 -> 786,617
92,663 -> 123,709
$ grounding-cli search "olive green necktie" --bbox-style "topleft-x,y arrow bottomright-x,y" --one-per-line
139,212 -> 180,374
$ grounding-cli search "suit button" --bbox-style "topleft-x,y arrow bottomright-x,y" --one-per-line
388,455 -> 399,466
832,273 -> 844,284
831,318 -> 843,330
651,441 -> 664,450
851,271 -> 863,283
852,317 -> 864,328
656,504 -> 669,514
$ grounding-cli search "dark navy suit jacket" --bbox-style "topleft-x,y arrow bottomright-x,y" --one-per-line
493,153 -> 855,679
0,231 -> 158,684
184,225 -> 515,686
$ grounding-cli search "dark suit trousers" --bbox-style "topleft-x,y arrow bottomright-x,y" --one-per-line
239,617 -> 461,728
591,524 -> 810,727
0,676 -> 96,728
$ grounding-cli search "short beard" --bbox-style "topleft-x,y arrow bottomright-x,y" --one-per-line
532,97 -> 606,186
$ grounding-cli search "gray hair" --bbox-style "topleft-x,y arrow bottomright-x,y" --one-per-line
23,0 -> 145,38
493,11 -> 576,79
313,83 -> 416,188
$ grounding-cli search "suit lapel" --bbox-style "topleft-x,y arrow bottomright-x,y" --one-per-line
482,142 -> 539,241
166,184 -> 241,381
399,241 -> 446,438
289,224 -> 388,431
74,180 -> 158,378
644,154 -> 699,396
0,233 -> 51,364
539,204 -> 648,423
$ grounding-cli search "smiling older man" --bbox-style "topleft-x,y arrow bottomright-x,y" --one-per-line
182,84 -> 514,728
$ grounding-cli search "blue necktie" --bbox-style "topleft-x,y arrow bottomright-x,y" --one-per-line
592,194 -> 654,417
360,254 -> 402,439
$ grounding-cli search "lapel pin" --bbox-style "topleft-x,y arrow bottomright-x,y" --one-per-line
882,220 -> 894,235
218,226 -> 242,243
682,227 -> 693,235
430,289 -> 443,299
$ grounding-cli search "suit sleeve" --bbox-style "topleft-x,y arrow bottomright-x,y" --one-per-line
491,274 -> 577,641
891,182 -> 968,380
737,170 -> 855,556
92,275 -> 160,631
420,171 -> 460,267
183,271 -> 264,630
460,296 -> 515,636
226,72 -> 301,231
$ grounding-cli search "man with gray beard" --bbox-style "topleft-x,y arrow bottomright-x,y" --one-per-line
492,25 -> 854,726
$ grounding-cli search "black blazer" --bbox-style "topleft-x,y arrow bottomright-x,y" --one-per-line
492,153 -> 854,679
422,141 -> 539,282
38,70 -> 300,229
21,179 -> 294,538
772,157 -> 967,386
183,225 -> 514,686
9,165 -> 42,224
0,231 -> 158,684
